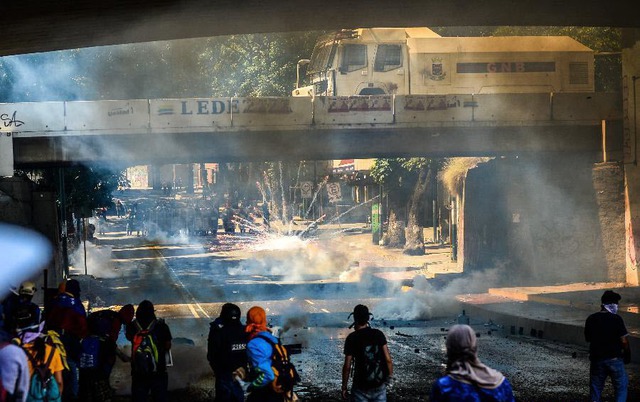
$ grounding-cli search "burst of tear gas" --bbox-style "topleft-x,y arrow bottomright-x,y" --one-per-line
374,267 -> 504,321
69,240 -> 118,278
228,238 -> 350,282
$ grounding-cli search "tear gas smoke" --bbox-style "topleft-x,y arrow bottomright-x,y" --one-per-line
69,240 -> 118,278
375,267 -> 504,321
227,235 -> 353,282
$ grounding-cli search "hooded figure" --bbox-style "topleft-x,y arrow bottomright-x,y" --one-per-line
207,303 -> 247,402
134,300 -> 155,329
342,304 -> 393,402
125,300 -> 172,402
244,306 -> 282,402
430,324 -> 515,402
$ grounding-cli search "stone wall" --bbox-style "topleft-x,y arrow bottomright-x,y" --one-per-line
462,156 -> 625,284
622,29 -> 640,285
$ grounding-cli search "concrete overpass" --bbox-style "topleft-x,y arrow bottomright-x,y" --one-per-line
1,1 -> 637,57
1,92 -> 622,172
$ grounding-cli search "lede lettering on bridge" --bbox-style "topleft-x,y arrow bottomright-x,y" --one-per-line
0,93 -> 622,175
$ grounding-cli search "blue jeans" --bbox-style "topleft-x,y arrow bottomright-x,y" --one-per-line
63,359 -> 80,399
351,384 -> 387,402
589,357 -> 628,402
215,376 -> 245,402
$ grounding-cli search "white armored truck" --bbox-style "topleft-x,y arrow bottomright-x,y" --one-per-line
293,28 -> 594,96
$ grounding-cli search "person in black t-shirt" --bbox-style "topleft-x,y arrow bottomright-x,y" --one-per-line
584,290 -> 631,402
342,304 -> 393,401
125,300 -> 172,402
207,303 -> 248,402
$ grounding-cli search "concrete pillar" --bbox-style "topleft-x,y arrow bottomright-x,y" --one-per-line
0,133 -> 13,177
622,29 -> 640,285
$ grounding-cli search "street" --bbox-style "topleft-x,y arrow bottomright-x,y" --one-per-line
68,191 -> 639,401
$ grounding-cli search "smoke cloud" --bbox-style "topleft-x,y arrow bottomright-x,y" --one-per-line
374,268 -> 504,321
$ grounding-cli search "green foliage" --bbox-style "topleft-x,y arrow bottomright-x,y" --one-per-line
0,31 -> 321,101
200,31 -> 321,96
371,158 -> 431,187
371,158 -> 436,205
32,166 -> 128,214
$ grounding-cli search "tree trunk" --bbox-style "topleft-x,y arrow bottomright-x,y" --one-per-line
403,165 -> 432,255
383,198 -> 406,248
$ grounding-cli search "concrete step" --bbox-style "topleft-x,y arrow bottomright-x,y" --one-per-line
459,283 -> 640,362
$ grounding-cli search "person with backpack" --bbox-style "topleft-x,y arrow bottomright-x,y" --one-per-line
430,324 -> 515,402
0,304 -> 30,402
16,316 -> 64,402
341,304 -> 393,402
45,279 -> 87,402
207,303 -> 248,402
244,306 -> 299,402
78,305 -> 134,402
125,300 -> 172,402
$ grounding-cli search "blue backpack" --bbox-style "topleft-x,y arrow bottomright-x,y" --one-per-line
79,335 -> 101,369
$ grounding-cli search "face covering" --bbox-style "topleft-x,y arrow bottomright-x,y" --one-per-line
603,303 -> 618,314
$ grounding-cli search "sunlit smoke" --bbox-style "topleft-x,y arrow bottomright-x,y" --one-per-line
374,267 -> 505,321
227,235 -> 352,282
69,240 -> 118,278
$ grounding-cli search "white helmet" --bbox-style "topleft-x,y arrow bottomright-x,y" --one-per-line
18,281 -> 37,296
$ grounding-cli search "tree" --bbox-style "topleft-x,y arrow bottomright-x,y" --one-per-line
198,31 -> 321,97
18,166 -> 128,218
371,158 -> 440,254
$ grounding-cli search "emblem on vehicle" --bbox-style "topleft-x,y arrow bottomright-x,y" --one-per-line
427,57 -> 446,81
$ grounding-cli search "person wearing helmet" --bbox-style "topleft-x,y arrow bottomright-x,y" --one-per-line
207,303 -> 248,402
2,280 -> 41,336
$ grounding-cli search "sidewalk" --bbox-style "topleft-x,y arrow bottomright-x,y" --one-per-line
457,283 -> 640,362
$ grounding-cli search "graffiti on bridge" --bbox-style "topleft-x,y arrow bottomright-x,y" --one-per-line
0,111 -> 25,129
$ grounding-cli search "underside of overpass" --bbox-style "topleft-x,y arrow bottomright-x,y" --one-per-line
1,0 -> 637,57
11,125 -> 613,168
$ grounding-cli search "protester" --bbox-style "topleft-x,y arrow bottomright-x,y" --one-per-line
3,281 -> 41,336
584,290 -> 631,402
342,304 -> 393,402
262,202 -> 270,230
430,324 -> 515,402
115,200 -> 123,218
125,300 -> 172,402
244,306 -> 282,402
210,199 -> 220,238
17,316 -> 64,401
46,279 -> 87,401
0,304 -> 30,402
207,303 -> 248,402
79,304 -> 135,402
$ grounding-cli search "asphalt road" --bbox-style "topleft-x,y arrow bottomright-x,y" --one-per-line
70,201 -> 639,401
